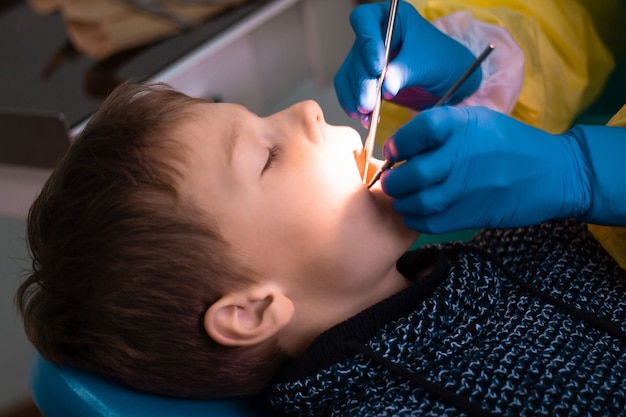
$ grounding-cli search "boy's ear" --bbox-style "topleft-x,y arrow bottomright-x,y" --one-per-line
204,284 -> 294,347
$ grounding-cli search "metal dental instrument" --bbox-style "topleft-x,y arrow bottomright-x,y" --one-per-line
366,43 -> 496,189
359,0 -> 400,184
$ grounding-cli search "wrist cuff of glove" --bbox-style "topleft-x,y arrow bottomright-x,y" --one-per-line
433,11 -> 524,114
570,124 -> 626,225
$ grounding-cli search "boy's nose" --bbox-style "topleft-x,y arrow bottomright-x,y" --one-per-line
271,100 -> 325,144
289,100 -> 325,143
296,100 -> 324,122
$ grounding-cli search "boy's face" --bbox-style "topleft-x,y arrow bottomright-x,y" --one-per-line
180,100 -> 418,319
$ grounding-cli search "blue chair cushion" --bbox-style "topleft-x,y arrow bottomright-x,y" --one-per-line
29,351 -> 275,417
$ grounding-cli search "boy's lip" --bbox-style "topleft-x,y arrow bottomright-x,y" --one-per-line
354,150 -> 383,188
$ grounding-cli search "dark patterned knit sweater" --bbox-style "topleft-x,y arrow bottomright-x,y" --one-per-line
268,219 -> 626,416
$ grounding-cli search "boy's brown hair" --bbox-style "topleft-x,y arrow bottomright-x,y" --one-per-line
15,83 -> 289,399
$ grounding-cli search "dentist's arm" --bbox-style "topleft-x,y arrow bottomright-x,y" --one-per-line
381,106 -> 626,234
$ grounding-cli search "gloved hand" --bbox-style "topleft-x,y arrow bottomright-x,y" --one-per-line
334,1 -> 481,127
381,106 -> 595,234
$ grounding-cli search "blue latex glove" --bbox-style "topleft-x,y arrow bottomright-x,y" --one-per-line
334,1 -> 481,127
380,106 -> 626,234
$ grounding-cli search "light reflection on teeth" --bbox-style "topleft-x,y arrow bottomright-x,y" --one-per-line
354,149 -> 383,186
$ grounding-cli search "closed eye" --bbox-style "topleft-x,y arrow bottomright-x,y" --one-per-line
262,145 -> 279,174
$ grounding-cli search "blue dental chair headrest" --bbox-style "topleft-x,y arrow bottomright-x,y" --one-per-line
29,351 -> 275,417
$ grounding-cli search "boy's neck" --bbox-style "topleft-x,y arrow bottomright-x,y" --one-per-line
280,263 -> 412,357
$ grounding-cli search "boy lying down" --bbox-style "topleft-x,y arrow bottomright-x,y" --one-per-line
17,82 -> 626,416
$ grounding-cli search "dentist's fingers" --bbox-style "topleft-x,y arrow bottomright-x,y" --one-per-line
334,47 -> 379,120
383,106 -> 459,163
335,2 -> 389,120
381,150 -> 451,198
349,3 -> 389,76
390,173 -> 460,218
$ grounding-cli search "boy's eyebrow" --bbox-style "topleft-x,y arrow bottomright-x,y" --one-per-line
227,118 -> 242,166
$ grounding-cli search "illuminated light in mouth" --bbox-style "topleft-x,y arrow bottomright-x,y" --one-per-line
354,149 -> 382,187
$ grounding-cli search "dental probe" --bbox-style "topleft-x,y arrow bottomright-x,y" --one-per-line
366,43 -> 495,189
359,0 -> 400,184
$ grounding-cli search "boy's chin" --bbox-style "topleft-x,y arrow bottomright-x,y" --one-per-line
352,151 -> 420,246
368,179 -> 421,246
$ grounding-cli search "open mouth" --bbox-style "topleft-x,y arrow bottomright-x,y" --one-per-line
354,149 -> 383,186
